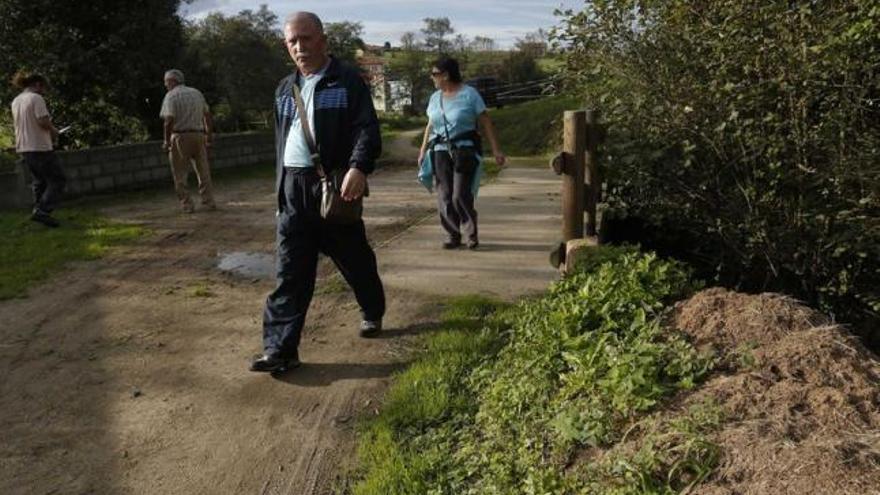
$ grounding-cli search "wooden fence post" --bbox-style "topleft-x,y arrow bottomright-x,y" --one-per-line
561,110 -> 586,241
584,109 -> 602,236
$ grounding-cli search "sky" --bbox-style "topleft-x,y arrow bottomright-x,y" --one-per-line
180,0 -> 581,48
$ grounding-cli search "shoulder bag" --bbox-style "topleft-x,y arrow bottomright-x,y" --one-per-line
292,82 -> 363,224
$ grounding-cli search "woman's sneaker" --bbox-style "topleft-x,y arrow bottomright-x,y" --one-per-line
442,239 -> 461,249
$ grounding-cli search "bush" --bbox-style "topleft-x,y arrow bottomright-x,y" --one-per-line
0,151 -> 16,173
554,1 -> 880,346
55,97 -> 150,149
488,94 -> 578,156
354,250 -> 714,494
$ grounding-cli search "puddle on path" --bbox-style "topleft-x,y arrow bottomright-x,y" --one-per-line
217,251 -> 275,280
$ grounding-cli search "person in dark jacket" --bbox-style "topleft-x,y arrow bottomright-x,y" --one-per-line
250,11 -> 385,374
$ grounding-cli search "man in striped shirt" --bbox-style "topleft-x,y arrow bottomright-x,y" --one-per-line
159,69 -> 216,213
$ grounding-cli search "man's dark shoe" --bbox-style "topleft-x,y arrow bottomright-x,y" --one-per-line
467,240 -> 479,250
249,353 -> 300,373
359,319 -> 382,338
30,210 -> 60,228
442,239 -> 461,250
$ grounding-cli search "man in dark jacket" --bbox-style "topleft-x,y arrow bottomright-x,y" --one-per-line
250,11 -> 385,373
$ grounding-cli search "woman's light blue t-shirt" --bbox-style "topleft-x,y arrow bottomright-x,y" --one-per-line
426,85 -> 487,151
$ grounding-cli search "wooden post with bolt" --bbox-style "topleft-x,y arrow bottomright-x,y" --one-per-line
562,110 -> 586,241
548,110 -> 587,267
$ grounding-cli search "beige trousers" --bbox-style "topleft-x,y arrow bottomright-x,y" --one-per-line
168,132 -> 215,210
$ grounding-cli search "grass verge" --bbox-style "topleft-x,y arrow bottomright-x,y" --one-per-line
490,94 -> 579,156
351,247 -> 720,494
0,209 -> 146,299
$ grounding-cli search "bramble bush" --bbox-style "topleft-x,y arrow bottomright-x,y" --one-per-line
553,1 -> 880,346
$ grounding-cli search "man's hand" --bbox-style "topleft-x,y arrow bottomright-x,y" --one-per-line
494,153 -> 507,167
340,167 -> 366,201
162,141 -> 171,152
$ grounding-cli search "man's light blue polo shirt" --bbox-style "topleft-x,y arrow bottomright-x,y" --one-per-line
283,64 -> 329,168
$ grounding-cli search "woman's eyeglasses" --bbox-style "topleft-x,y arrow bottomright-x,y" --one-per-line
430,70 -> 443,76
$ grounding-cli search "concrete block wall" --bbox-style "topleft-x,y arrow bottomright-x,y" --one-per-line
0,132 -> 274,209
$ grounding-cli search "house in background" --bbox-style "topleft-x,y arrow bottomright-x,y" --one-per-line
357,47 -> 411,113
357,50 -> 390,113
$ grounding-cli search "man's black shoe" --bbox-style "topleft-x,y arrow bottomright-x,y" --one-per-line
249,353 -> 300,373
359,319 -> 382,338
31,210 -> 60,228
442,239 -> 461,250
467,240 -> 479,250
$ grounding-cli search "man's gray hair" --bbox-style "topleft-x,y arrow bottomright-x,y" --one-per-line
164,69 -> 185,84
284,11 -> 324,33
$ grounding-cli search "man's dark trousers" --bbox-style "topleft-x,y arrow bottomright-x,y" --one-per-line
21,151 -> 66,213
262,168 -> 385,358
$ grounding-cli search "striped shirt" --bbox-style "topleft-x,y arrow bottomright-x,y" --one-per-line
159,85 -> 208,132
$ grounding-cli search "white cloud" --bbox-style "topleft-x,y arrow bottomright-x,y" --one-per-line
181,0 -> 578,47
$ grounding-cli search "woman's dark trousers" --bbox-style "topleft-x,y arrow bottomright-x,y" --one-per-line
433,150 -> 478,243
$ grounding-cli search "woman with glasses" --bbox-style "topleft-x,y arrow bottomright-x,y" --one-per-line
417,56 -> 506,250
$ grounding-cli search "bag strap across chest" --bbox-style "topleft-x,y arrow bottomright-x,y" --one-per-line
291,81 -> 326,179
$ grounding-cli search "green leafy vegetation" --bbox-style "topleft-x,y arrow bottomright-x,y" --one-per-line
2,112 -> 17,172
181,6 -> 289,133
0,119 -> 13,148
0,209 -> 146,299
353,249 -> 718,494
554,1 -> 880,347
489,95 -> 578,156
0,151 -> 15,173
0,0 -> 184,146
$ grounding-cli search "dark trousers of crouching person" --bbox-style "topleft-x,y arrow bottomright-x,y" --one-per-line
433,150 -> 478,245
22,151 -> 66,214
262,168 -> 386,359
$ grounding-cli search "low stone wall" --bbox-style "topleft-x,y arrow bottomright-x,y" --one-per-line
0,132 -> 274,209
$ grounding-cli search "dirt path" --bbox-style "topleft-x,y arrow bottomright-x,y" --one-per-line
0,133 -> 561,494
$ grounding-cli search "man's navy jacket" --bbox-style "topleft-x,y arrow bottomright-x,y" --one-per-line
273,57 -> 381,211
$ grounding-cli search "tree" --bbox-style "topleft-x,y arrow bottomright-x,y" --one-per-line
387,32 -> 432,114
0,0 -> 187,146
498,49 -> 544,86
182,5 -> 290,131
452,34 -> 469,54
555,0 -> 880,346
421,17 -> 454,54
325,21 -> 365,64
471,36 -> 496,52
400,31 -> 418,50
515,29 -> 548,58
